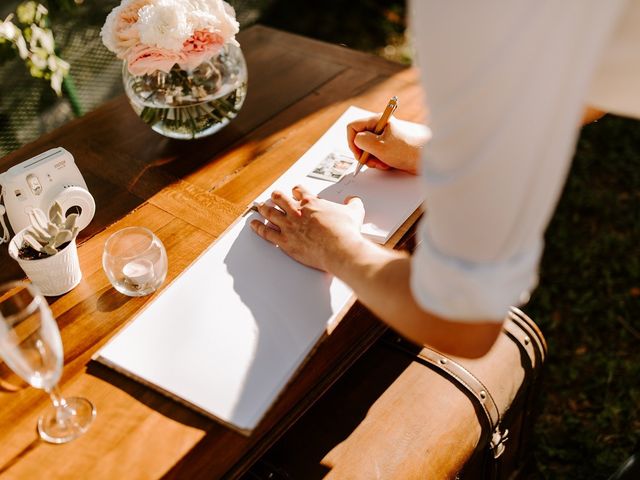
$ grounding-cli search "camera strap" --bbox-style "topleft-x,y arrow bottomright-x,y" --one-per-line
0,186 -> 10,245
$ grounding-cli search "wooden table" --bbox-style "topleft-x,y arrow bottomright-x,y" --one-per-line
0,26 -> 426,479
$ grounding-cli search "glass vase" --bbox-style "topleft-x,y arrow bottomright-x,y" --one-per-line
123,44 -> 247,140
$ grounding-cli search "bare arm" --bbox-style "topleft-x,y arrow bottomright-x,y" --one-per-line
327,235 -> 502,358
251,186 -> 502,359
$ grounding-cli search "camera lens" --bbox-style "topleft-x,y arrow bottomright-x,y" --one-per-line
65,206 -> 82,217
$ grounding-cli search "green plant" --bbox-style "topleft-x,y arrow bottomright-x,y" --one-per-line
0,1 -> 72,96
21,202 -> 79,257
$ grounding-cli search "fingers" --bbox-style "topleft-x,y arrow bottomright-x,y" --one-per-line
343,195 -> 365,220
353,131 -> 386,161
292,185 -> 316,204
347,115 -> 380,132
250,218 -> 282,245
257,200 -> 286,228
347,114 -> 381,158
270,190 -> 298,216
365,158 -> 391,170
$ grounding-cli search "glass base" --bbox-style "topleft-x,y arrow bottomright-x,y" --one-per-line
113,280 -> 160,297
37,396 -> 96,444
150,115 -> 232,140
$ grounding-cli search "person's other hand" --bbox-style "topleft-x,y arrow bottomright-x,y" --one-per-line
250,185 -> 365,272
347,115 -> 431,175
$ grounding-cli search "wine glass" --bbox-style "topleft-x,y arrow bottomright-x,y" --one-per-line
0,281 -> 96,444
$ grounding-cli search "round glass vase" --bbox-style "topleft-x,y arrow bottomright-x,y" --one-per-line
123,44 -> 248,140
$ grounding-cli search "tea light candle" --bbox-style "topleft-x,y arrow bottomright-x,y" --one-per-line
122,259 -> 154,288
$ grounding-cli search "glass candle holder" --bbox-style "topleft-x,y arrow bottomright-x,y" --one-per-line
102,227 -> 168,297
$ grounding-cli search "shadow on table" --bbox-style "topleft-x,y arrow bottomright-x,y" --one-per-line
221,215 -> 334,430
96,288 -> 134,313
86,361 -> 213,431
0,436 -> 42,476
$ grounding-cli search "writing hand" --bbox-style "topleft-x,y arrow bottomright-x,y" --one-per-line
347,114 -> 431,175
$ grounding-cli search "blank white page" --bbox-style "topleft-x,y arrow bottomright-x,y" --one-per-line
95,107 -> 425,433
97,213 -> 352,433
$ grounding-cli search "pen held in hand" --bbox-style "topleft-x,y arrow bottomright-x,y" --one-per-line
354,96 -> 398,177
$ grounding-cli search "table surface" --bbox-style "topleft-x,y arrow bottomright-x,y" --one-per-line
0,25 -> 426,479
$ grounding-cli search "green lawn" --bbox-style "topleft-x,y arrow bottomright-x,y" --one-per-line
525,115 -> 640,478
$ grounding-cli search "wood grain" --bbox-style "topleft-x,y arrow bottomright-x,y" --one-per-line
0,25 -> 428,480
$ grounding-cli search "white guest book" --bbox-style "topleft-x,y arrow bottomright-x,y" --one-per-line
95,106 -> 424,434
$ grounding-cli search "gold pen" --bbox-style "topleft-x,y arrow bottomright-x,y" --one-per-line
354,96 -> 398,177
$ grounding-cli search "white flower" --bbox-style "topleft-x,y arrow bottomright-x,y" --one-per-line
186,0 -> 239,45
101,6 -> 122,54
30,24 -> 55,54
49,57 -> 69,96
0,15 -> 30,59
101,0 -> 151,57
137,0 -> 193,51
50,70 -> 63,95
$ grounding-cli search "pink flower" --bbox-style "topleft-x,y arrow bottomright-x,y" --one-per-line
101,0 -> 153,58
178,29 -> 225,71
103,0 -> 240,74
125,29 -> 226,75
126,44 -> 182,76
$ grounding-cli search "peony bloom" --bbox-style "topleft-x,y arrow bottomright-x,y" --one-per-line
185,0 -> 239,47
125,44 -> 183,76
178,29 -> 225,71
103,0 -> 240,75
137,0 -> 193,52
101,0 -> 152,58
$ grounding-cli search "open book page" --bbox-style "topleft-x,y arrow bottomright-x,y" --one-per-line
97,213 -> 353,433
253,106 -> 424,243
95,106 -> 425,433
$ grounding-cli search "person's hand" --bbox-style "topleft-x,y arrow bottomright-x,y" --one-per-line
347,115 -> 431,175
250,185 -> 365,272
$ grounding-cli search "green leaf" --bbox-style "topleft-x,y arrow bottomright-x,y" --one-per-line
53,230 -> 71,247
48,201 -> 62,221
29,207 -> 49,231
22,232 -> 44,252
46,223 -> 59,237
64,213 -> 78,230
50,212 -> 63,226
26,221 -> 48,241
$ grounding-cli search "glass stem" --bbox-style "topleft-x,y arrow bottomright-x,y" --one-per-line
47,385 -> 68,425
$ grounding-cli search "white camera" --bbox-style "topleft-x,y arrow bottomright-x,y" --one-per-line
0,147 -> 95,236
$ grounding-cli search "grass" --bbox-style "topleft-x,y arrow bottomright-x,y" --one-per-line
524,115 -> 640,478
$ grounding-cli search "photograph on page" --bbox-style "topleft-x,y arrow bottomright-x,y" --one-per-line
307,152 -> 356,182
